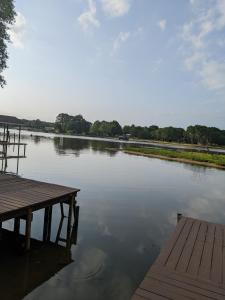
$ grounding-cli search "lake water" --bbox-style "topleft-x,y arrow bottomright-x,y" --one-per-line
2,133 -> 225,300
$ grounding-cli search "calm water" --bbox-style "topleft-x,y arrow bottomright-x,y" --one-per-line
2,133 -> 225,300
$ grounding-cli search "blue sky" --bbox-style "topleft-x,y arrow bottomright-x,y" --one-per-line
1,0 -> 225,128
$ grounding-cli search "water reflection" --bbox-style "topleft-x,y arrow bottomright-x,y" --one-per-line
0,229 -> 74,299
53,136 -> 120,157
0,201 -> 80,300
3,134 -> 225,300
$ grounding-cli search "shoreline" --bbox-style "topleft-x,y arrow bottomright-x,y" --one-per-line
122,150 -> 225,170
17,130 -> 225,155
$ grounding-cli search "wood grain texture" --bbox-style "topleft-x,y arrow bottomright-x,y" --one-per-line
0,174 -> 79,221
132,217 -> 225,300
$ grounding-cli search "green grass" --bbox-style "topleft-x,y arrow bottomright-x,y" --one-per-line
124,147 -> 225,167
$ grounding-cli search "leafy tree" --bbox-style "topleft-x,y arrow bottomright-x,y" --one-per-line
110,120 -> 123,136
55,115 -> 225,146
90,120 -> 101,136
55,113 -> 71,132
0,0 -> 16,87
90,120 -> 122,137
157,127 -> 185,142
186,125 -> 225,145
55,113 -> 91,134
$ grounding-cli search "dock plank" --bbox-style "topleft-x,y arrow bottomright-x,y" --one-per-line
198,222 -> 216,280
0,174 -> 79,221
132,217 -> 225,300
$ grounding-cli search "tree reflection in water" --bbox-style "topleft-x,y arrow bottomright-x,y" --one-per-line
53,137 -> 120,157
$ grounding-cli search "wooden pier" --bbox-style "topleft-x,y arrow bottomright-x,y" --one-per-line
0,174 -> 79,251
132,216 -> 225,300
0,122 -> 27,174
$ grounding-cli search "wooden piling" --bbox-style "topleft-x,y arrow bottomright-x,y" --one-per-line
60,202 -> 65,218
43,206 -> 52,242
43,207 -> 49,242
73,205 -> 80,229
0,221 -> 2,240
177,213 -> 182,223
14,217 -> 20,234
47,205 -> 53,242
72,205 -> 80,245
25,208 -> 32,251
66,196 -> 74,248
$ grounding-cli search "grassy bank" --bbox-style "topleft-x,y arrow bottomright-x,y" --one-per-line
123,147 -> 225,169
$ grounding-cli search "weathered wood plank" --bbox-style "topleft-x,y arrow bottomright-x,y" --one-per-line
154,217 -> 187,267
134,288 -> 168,299
149,265 -> 225,296
0,175 -> 79,222
187,221 -> 208,277
140,277 -> 198,299
132,217 -> 225,300
198,223 -> 216,280
176,219 -> 201,273
149,270 -> 225,299
166,218 -> 193,270
211,225 -> 223,284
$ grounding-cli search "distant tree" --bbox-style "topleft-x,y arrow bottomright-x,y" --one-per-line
55,113 -> 71,132
90,120 -> 122,137
90,120 -> 101,136
0,0 -> 16,87
110,120 -> 123,136
186,125 -> 225,146
55,113 -> 91,134
123,125 -> 131,134
123,124 -> 158,139
148,125 -> 159,139
55,114 -> 225,146
157,127 -> 185,142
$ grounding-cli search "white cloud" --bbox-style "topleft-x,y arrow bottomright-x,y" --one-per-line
181,0 -> 225,91
8,12 -> 26,49
158,19 -> 167,31
111,27 -> 143,55
112,31 -> 130,54
200,61 -> 225,90
190,0 -> 195,4
78,0 -> 100,31
101,0 -> 130,17
184,52 -> 205,71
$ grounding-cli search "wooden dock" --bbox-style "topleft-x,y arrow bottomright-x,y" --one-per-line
132,216 -> 225,300
0,174 -> 80,251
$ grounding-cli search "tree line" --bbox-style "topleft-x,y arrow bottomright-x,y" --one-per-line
0,115 -> 53,130
55,113 -> 225,146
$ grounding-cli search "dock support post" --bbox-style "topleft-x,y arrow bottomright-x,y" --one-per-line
0,221 -> 2,240
71,205 -> 80,245
25,209 -> 32,251
66,195 -> 74,249
73,205 -> 80,229
14,217 -> 20,234
60,202 -> 64,218
47,205 -> 52,242
177,213 -> 182,223
43,206 -> 53,242
43,207 -> 49,242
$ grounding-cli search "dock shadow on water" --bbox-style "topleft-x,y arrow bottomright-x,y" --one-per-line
0,213 -> 79,300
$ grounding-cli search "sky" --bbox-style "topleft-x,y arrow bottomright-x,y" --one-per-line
1,0 -> 225,128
